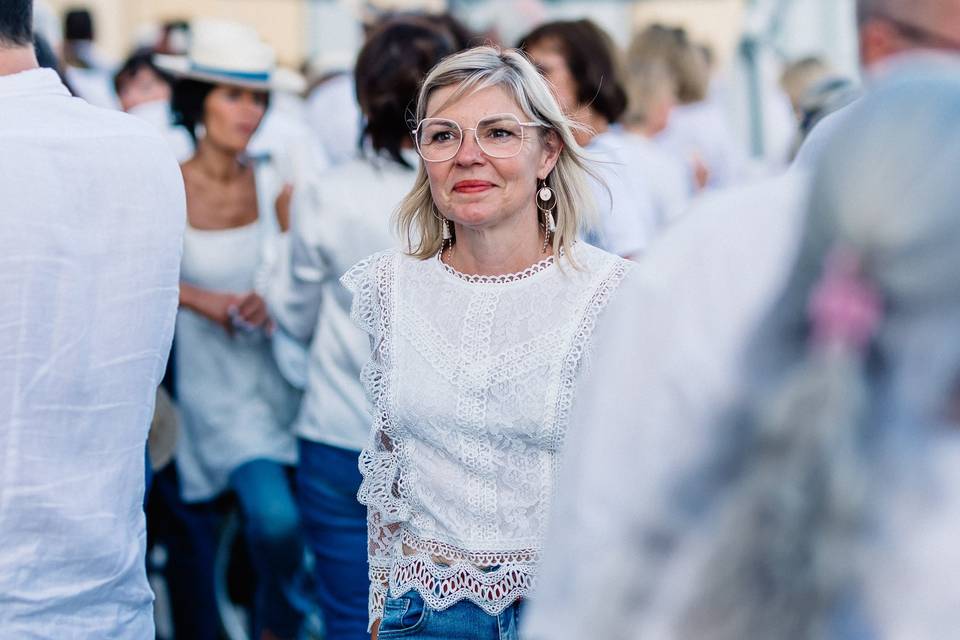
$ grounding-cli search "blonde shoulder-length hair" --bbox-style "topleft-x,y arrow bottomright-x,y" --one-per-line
396,46 -> 597,261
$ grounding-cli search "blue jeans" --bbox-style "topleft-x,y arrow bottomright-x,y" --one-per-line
378,590 -> 524,639
296,439 -> 369,640
229,458 -> 305,639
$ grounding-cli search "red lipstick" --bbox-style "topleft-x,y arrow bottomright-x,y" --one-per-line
453,180 -> 494,194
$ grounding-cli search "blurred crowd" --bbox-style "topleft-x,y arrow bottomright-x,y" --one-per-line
4,0 -> 960,639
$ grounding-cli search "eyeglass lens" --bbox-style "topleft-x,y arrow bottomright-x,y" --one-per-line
416,115 -> 526,162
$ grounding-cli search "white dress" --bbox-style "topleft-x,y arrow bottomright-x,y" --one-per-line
174,164 -> 300,502
342,242 -> 633,626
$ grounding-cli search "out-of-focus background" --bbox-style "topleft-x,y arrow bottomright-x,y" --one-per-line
35,0 -> 860,168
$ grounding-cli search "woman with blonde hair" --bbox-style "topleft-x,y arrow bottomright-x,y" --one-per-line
342,46 -> 636,639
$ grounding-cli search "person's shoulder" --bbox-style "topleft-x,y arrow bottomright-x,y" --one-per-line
63,97 -> 167,140
50,98 -> 180,166
663,170 -> 807,251
628,169 -> 809,299
792,99 -> 860,170
570,242 -> 635,280
341,248 -> 400,288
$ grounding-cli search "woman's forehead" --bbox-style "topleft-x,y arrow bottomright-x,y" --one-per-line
425,83 -> 526,121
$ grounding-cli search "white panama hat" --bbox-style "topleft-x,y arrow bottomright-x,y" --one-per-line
154,19 -> 305,93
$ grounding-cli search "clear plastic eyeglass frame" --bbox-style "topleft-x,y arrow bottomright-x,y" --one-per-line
413,113 -> 544,163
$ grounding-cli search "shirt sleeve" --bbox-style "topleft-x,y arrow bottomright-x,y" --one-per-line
265,174 -> 331,344
341,251 -> 405,628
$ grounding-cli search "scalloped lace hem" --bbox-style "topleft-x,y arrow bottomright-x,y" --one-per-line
390,547 -> 536,615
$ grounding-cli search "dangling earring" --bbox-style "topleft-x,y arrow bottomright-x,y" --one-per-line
436,211 -> 453,257
537,180 -> 557,252
195,123 -> 207,141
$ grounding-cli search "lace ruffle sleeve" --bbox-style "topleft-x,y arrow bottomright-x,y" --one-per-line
341,250 -> 406,627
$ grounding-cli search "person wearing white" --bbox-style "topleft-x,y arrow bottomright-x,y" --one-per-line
305,70 -> 363,167
521,168 -> 810,640
521,20 -> 659,259
523,0 -> 960,634
531,61 -> 960,640
607,127 -> 691,227
347,47 -> 634,640
266,20 -> 456,640
656,97 -> 747,191
156,20 -> 306,640
114,50 -> 193,162
0,5 -> 185,636
619,62 -> 693,225
584,130 -> 660,254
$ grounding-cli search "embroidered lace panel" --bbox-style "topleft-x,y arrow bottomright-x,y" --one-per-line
342,243 -> 631,625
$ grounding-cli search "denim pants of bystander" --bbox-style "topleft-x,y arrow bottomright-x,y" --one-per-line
296,438 -> 370,640
229,458 -> 305,639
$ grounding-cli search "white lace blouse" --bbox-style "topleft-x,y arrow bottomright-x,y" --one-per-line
341,242 -> 632,625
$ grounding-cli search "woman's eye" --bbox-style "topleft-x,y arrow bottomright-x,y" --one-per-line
431,131 -> 456,143
486,128 -> 516,140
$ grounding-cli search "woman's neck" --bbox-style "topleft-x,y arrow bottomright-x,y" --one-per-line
443,208 -> 551,276
192,138 -> 245,182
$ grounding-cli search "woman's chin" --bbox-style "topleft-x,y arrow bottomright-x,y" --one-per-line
449,210 -> 500,230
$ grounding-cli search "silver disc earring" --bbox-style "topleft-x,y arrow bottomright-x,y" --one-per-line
537,182 -> 557,233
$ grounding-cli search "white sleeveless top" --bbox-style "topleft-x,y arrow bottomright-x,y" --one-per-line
174,159 -> 300,502
342,242 -> 632,625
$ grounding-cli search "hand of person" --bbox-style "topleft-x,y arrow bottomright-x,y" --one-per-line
275,182 -> 294,233
691,153 -> 710,191
232,291 -> 273,333
199,290 -> 242,335
371,619 -> 380,640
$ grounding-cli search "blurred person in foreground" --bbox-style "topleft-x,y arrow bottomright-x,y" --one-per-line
795,0 -> 960,167
0,0 -> 185,636
520,19 -> 659,260
267,18 -> 457,640
667,59 -> 960,640
157,19 -> 306,640
114,48 -> 193,161
343,46 -> 635,639
537,60 -> 960,640
523,0 -> 960,635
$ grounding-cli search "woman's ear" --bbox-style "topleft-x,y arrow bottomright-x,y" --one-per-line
538,129 -> 563,180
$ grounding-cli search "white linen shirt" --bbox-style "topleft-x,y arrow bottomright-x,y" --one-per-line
266,152 -> 416,451
0,69 -> 185,639
523,170 -> 810,640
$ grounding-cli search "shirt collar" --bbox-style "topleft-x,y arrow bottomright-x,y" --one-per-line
0,68 -> 71,99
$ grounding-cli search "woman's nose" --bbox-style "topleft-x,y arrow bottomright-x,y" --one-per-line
454,130 -> 484,164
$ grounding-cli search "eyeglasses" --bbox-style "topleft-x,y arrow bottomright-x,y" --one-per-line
876,12 -> 960,52
414,113 -> 543,163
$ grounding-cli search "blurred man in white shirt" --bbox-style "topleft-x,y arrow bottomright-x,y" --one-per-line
0,2 -> 185,637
